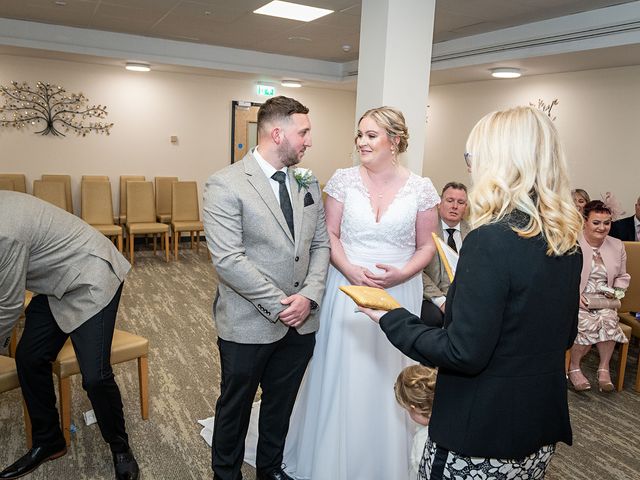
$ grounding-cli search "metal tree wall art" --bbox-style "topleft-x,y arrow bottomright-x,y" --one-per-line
0,81 -> 113,137
530,98 -> 559,121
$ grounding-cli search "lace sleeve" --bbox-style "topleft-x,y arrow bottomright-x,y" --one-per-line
323,168 -> 351,203
417,176 -> 440,211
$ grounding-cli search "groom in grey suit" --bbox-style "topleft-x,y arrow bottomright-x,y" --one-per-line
0,191 -> 138,480
203,96 -> 330,480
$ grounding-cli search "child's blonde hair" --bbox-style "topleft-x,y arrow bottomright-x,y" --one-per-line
394,365 -> 437,416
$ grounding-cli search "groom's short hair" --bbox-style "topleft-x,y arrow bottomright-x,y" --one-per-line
258,96 -> 309,135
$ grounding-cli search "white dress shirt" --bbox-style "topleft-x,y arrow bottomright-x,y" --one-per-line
635,216 -> 640,241
442,219 -> 463,252
253,147 -> 292,206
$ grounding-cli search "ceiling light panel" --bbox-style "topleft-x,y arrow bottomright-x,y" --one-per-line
254,1 -> 333,22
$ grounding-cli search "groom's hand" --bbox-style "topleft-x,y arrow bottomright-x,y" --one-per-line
278,294 -> 311,328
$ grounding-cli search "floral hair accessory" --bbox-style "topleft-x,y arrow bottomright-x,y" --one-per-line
293,167 -> 313,192
601,192 -> 625,221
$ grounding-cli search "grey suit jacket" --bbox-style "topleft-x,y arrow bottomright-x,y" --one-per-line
0,191 -> 130,352
203,152 -> 330,344
422,218 -> 470,301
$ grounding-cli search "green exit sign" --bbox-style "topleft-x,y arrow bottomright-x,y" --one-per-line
257,84 -> 276,96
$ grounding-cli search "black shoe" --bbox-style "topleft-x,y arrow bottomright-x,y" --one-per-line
113,448 -> 139,480
256,467 -> 293,480
0,440 -> 67,479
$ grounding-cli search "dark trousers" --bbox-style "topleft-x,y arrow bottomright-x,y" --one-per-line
212,328 -> 315,480
420,299 -> 445,328
16,284 -> 129,453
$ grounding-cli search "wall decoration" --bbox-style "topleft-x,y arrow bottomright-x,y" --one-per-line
0,81 -> 113,137
530,98 -> 559,121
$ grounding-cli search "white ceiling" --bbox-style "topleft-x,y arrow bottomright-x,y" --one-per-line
0,0 -> 640,86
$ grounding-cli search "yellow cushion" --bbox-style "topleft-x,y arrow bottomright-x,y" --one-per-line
53,329 -> 149,379
127,222 -> 169,234
172,220 -> 203,232
619,313 -> 640,337
94,224 -> 123,236
339,285 -> 402,310
0,355 -> 20,393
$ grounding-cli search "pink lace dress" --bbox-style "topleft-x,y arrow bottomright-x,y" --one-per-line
283,166 -> 440,480
575,248 -> 628,345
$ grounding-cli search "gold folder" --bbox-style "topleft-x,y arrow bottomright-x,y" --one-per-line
339,285 -> 402,311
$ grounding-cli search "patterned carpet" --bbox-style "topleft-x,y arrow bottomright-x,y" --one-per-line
0,248 -> 639,479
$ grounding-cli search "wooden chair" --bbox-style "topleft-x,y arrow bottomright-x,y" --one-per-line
618,241 -> 640,392
171,181 -> 209,260
118,175 -> 145,225
52,330 -> 149,446
0,178 -> 14,190
41,174 -> 73,213
0,174 -> 27,193
81,180 -> 124,252
0,355 -> 32,448
4,292 -> 35,447
126,181 -> 170,265
33,180 -> 67,210
82,175 -> 110,182
155,176 -> 178,224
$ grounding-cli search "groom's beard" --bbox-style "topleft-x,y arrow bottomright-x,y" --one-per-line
278,136 -> 302,167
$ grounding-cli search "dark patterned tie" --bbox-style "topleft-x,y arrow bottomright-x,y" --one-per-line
446,228 -> 458,253
271,171 -> 294,239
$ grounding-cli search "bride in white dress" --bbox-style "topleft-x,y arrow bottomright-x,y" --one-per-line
283,107 -> 440,479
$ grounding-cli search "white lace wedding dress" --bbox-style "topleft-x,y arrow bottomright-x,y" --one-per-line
282,166 -> 440,480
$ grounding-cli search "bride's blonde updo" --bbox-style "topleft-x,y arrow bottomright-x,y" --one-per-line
357,106 -> 409,153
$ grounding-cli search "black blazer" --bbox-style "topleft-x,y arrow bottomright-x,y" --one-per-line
610,215 -> 637,241
380,212 -> 582,459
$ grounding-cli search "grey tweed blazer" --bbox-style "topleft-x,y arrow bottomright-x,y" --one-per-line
203,152 -> 330,344
0,191 -> 130,352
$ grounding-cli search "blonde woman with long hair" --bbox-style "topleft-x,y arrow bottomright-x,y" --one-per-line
360,106 -> 583,479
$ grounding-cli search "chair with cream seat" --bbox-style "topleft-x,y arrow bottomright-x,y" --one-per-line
155,176 -> 178,224
618,241 -> 640,392
81,180 -> 124,252
41,174 -> 73,213
0,355 -> 32,448
33,180 -> 67,210
126,181 -> 170,265
170,181 -> 209,260
82,175 -> 110,182
0,178 -> 14,190
52,329 -> 149,446
118,175 -> 145,225
0,173 -> 27,193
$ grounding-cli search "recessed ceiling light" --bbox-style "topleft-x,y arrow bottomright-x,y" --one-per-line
54,1 -> 67,5
281,79 -> 302,88
125,62 -> 151,72
490,67 -> 521,79
254,1 -> 333,22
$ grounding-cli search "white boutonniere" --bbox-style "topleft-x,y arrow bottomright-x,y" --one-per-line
293,167 -> 314,192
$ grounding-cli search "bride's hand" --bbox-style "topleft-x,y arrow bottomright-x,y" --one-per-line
345,265 -> 382,287
364,264 -> 405,289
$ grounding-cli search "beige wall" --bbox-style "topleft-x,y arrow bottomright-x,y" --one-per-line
3,54 -> 640,217
424,65 -> 640,214
0,55 -> 356,215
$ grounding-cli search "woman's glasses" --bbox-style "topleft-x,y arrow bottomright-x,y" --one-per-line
463,152 -> 472,168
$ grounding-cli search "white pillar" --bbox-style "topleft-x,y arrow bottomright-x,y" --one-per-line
355,0 -> 435,175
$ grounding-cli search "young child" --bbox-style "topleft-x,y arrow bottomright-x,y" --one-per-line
394,365 -> 437,480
